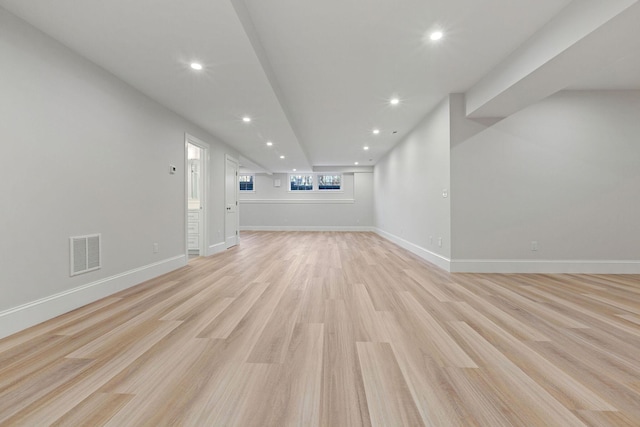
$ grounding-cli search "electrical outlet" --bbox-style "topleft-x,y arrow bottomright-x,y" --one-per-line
531,241 -> 538,251
438,237 -> 442,247
153,243 -> 159,253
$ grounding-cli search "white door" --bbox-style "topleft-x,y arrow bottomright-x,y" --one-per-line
225,156 -> 239,248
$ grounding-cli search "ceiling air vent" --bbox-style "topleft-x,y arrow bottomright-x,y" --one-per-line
70,234 -> 101,276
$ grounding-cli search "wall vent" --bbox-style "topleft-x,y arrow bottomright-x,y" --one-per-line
70,234 -> 101,276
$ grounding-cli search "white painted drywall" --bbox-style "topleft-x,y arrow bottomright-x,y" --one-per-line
373,97 -> 451,260
451,90 -> 640,262
239,173 -> 373,229
0,9 -> 236,327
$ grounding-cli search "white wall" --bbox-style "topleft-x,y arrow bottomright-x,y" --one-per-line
374,91 -> 640,273
0,9 -> 237,337
373,97 -> 451,269
239,172 -> 373,230
451,90 -> 640,272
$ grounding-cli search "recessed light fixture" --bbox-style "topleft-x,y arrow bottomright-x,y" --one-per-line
363,146 -> 369,151
354,162 -> 359,165
430,31 -> 444,41
190,62 -> 203,70
372,129 -> 380,135
266,141 -> 273,146
293,168 -> 297,172
242,116 -> 251,123
280,155 -> 285,159
390,98 -> 400,106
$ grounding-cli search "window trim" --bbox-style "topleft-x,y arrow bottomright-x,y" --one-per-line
239,173 -> 255,192
288,174 -> 314,192
287,173 -> 344,192
316,173 -> 343,192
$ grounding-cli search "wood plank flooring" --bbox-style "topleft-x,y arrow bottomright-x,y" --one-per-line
1,231 -> 640,426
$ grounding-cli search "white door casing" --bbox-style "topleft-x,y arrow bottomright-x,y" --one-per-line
225,155 -> 239,248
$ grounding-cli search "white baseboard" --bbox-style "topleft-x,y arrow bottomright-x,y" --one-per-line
240,225 -> 374,232
207,241 -> 227,256
451,259 -> 640,274
373,228 -> 640,274
239,199 -> 355,204
0,255 -> 186,340
373,228 -> 451,271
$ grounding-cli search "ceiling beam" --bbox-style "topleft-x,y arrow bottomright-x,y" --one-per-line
230,0 -> 313,171
465,0 -> 639,119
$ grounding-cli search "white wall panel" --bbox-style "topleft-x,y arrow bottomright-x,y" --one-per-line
452,90 -> 640,262
373,98 -> 451,259
0,9 -> 236,334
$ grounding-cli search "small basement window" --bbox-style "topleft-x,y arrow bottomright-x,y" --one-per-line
318,174 -> 342,191
289,174 -> 313,191
239,174 -> 255,192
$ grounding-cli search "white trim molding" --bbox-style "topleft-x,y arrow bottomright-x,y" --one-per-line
240,199 -> 355,204
373,229 -> 640,274
241,225 -> 373,232
0,255 -> 186,340
207,241 -> 227,256
373,228 -> 451,271
450,259 -> 640,274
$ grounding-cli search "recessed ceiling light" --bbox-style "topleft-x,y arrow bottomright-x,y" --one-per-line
190,62 -> 203,70
363,146 -> 369,150
280,155 -> 285,159
390,98 -> 400,106
430,31 -> 444,41
354,162 -> 359,165
372,129 -> 380,135
266,141 -> 273,146
293,168 -> 297,172
242,116 -> 251,123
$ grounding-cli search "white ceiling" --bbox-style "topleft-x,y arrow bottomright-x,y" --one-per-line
1,0 -> 639,172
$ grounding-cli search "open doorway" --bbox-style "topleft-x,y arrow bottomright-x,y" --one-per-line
186,135 -> 208,259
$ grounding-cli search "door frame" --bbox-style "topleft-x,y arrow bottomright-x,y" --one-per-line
225,154 -> 240,248
185,134 -> 209,257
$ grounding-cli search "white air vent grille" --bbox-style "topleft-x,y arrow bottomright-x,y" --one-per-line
70,234 -> 101,276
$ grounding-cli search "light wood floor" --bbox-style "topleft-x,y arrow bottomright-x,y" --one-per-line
1,231 -> 640,426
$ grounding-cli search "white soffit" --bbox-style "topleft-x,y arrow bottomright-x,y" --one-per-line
465,0 -> 640,119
